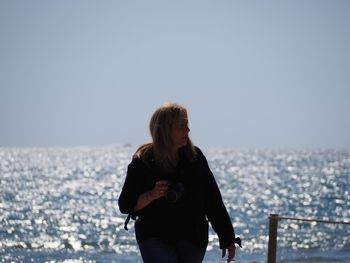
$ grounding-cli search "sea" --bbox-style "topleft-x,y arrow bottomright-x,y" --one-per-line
0,145 -> 349,263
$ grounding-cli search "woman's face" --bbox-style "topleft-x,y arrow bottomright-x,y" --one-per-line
171,112 -> 190,150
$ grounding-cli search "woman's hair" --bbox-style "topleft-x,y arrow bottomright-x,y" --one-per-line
134,103 -> 196,171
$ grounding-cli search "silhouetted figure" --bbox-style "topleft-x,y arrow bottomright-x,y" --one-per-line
119,103 -> 241,263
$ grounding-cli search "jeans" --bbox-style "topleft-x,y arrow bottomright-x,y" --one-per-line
138,237 -> 207,263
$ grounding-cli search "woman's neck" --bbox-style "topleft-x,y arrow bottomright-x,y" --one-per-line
170,148 -> 179,166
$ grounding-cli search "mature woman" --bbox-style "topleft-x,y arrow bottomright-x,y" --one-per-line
118,103 -> 240,263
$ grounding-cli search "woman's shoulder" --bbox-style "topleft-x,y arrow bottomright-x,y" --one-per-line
193,146 -> 205,158
129,144 -> 154,169
129,156 -> 143,166
126,157 -> 154,180
129,155 -> 152,167
126,158 -> 143,174
188,146 -> 209,166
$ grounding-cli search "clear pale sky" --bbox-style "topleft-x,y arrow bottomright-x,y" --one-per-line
1,0 -> 349,149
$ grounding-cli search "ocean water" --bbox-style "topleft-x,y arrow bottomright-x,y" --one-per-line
0,146 -> 349,263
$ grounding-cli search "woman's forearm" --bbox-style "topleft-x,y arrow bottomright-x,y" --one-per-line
134,191 -> 154,211
134,180 -> 168,211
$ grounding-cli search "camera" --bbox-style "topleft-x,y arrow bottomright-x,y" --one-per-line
165,182 -> 184,203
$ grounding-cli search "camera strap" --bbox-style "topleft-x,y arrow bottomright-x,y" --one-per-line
124,213 -> 137,231
124,214 -> 131,230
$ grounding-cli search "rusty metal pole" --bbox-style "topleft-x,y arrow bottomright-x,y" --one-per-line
267,214 -> 279,263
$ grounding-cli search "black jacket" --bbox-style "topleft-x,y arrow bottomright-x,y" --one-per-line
118,147 -> 235,249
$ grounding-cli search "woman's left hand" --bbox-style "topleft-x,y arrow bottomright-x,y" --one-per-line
221,243 -> 236,263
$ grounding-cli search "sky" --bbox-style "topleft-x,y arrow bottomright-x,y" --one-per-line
1,0 -> 350,149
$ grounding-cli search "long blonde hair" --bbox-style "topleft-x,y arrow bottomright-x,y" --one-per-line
134,103 -> 196,171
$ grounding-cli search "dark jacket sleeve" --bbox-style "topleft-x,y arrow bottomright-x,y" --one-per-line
197,148 -> 236,249
118,159 -> 144,215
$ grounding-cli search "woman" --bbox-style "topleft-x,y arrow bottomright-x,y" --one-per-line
118,103 -> 241,263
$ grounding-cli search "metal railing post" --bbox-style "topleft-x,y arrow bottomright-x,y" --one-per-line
266,214 -> 349,263
267,214 -> 279,263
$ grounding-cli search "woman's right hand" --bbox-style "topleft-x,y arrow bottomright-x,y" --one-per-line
149,180 -> 169,200
134,180 -> 169,212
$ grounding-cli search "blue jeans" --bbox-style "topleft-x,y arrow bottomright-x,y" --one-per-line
138,238 -> 207,263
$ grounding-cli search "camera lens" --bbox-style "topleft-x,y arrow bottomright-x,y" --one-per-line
166,190 -> 178,203
165,182 -> 184,203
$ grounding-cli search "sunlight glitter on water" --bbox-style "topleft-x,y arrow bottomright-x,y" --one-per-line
0,146 -> 349,262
